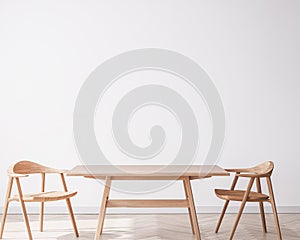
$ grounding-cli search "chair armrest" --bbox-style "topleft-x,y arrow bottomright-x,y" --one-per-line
8,173 -> 29,178
225,168 -> 250,173
236,173 -> 269,178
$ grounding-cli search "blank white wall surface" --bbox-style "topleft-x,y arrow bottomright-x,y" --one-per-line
0,0 -> 299,213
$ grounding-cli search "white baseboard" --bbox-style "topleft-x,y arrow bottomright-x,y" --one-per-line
1,205 -> 300,215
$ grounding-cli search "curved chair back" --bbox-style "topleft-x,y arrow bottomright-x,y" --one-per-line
1,160 -> 78,239
8,160 -> 64,175
215,160 -> 281,240
248,161 -> 274,176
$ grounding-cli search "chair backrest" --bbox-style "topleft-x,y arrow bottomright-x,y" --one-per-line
247,161 -> 274,176
8,160 -> 63,175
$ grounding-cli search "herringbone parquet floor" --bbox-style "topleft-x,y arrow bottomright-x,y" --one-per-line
1,214 -> 299,239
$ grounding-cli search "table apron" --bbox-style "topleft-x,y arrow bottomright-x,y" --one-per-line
82,176 -> 212,180
106,199 -> 189,208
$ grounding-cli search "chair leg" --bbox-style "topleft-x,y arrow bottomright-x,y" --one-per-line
40,173 -> 45,232
15,177 -> 33,240
216,174 -> 239,233
60,173 -> 79,237
256,178 -> 267,233
258,202 -> 267,232
66,198 -> 79,237
40,202 -> 45,232
0,177 -> 14,239
266,177 -> 282,240
229,177 -> 254,240
215,200 -> 229,233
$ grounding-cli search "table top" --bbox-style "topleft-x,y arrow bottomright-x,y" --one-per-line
67,165 -> 229,180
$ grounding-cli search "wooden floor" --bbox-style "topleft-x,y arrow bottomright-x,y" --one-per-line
0,214 -> 299,239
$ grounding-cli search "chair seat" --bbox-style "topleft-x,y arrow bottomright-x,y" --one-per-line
215,189 -> 269,202
10,191 -> 77,202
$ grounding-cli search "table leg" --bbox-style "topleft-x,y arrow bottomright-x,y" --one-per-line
183,180 -> 195,234
95,177 -> 112,240
184,177 -> 201,240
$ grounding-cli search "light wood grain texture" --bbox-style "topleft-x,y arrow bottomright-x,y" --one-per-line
15,177 -> 33,240
215,189 -> 269,202
215,161 -> 282,240
256,177 -> 267,233
67,165 -> 229,179
39,173 -> 45,232
0,177 -> 13,239
215,174 -> 239,233
68,165 -> 228,240
60,173 -> 79,238
0,160 -> 79,240
266,176 -> 282,239
0,214 -> 299,240
8,191 -> 77,202
183,179 -> 195,234
9,161 -> 66,174
107,199 -> 189,208
95,177 -> 111,240
184,177 -> 201,240
229,177 -> 255,240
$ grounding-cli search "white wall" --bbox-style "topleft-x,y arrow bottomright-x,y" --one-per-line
0,0 -> 299,214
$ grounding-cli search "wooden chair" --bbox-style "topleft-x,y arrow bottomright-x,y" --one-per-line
0,160 -> 79,240
214,161 -> 282,240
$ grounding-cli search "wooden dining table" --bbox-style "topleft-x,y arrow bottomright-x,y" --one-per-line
67,165 -> 229,240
